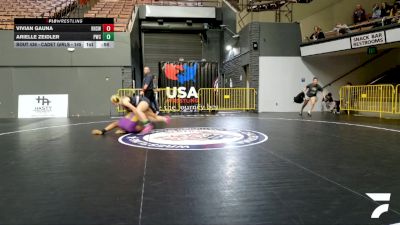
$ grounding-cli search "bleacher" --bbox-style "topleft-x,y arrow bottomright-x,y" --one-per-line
83,0 -> 134,32
0,0 -> 215,31
0,0 -> 77,30
134,0 -> 215,7
82,0 -> 219,31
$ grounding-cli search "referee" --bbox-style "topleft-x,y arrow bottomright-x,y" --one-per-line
140,66 -> 159,113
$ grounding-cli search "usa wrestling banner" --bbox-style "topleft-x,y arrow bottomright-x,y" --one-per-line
159,61 -> 219,112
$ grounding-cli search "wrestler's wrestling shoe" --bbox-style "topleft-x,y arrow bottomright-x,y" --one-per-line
164,116 -> 171,125
139,123 -> 154,135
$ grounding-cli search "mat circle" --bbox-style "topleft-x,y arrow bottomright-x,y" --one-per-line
118,127 -> 268,150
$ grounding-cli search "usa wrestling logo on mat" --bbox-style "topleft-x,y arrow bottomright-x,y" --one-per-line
118,127 -> 268,150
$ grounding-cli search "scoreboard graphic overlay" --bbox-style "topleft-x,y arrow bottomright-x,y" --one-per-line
14,18 -> 114,48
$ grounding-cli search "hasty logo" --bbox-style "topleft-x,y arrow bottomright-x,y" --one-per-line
36,96 -> 51,105
34,96 -> 52,113
164,63 -> 198,85
118,127 -> 268,150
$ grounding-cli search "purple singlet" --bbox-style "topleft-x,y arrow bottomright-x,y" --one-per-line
118,113 -> 142,133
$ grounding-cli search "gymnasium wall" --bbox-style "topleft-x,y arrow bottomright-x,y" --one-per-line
0,31 -> 131,118
259,57 -> 319,112
235,0 -> 338,31
236,10 -> 275,31
303,48 -> 400,95
259,23 -> 301,56
202,29 -> 224,66
223,22 -> 301,88
258,49 -> 400,112
222,2 -> 237,31
222,23 -> 259,88
130,11 -> 142,88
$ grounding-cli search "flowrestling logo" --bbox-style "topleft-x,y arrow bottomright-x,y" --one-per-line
366,193 -> 391,219
118,127 -> 268,150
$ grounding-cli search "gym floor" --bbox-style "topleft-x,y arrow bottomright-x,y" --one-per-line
0,113 -> 399,225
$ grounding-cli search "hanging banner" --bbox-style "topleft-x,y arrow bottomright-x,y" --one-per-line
159,61 -> 218,112
18,94 -> 68,118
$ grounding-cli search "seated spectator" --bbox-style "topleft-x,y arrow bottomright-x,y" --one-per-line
310,26 -> 325,40
390,3 -> 399,16
333,23 -> 351,35
322,93 -> 339,114
354,4 -> 367,24
390,3 -> 400,23
381,2 -> 392,17
372,3 -> 382,19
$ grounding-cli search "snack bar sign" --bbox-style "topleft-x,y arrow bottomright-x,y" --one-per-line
351,31 -> 385,48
